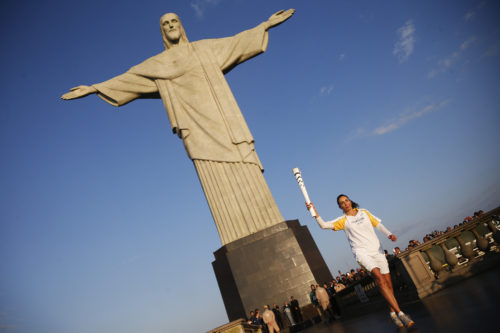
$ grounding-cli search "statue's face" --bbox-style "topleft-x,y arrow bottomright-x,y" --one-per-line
161,13 -> 181,43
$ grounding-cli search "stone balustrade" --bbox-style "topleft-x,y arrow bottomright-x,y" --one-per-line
207,319 -> 262,333
409,210 -> 499,273
397,207 -> 500,298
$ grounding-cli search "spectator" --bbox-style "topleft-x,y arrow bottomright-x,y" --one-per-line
255,309 -> 267,333
272,304 -> 283,330
290,296 -> 302,323
263,305 -> 280,333
328,280 -> 336,297
327,280 -> 342,319
323,283 -> 333,299
334,280 -> 346,292
315,284 -> 331,322
309,284 -> 321,317
247,310 -> 257,325
282,301 -> 295,326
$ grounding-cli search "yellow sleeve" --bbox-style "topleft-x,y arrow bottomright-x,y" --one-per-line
332,217 -> 346,231
362,209 -> 381,227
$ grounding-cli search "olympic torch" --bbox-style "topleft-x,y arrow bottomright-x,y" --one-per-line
292,167 -> 317,217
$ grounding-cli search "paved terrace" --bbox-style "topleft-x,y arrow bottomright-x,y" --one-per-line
295,266 -> 499,333
209,212 -> 500,333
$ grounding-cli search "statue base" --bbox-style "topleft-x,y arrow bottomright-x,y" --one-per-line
212,219 -> 332,321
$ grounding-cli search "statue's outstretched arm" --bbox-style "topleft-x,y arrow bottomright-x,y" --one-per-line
264,9 -> 295,30
61,85 -> 97,100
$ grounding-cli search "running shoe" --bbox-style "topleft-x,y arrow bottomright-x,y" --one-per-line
390,313 -> 404,328
398,313 -> 415,328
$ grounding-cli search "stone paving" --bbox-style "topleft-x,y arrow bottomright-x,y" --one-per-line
287,266 -> 499,333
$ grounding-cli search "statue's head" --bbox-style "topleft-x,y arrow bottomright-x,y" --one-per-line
160,13 -> 189,49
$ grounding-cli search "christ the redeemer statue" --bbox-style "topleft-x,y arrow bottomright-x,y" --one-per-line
62,9 -> 294,245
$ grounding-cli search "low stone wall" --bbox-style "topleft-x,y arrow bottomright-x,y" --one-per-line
207,319 -> 262,333
398,206 -> 500,298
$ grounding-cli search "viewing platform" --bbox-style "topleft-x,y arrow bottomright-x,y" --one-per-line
300,266 -> 499,332
209,207 -> 500,333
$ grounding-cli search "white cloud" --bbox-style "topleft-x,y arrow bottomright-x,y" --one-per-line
345,127 -> 368,142
439,51 -> 459,69
191,2 -> 203,18
339,53 -> 345,61
319,85 -> 334,96
393,20 -> 416,63
346,99 -> 450,141
464,10 -> 475,22
190,0 -> 222,18
460,36 -> 476,51
427,69 -> 438,79
372,99 -> 450,135
373,123 -> 398,136
464,2 -> 486,22
427,36 -> 476,78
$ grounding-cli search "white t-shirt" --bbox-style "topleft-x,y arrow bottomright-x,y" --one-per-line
317,208 -> 389,256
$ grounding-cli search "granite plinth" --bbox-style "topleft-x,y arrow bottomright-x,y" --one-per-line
213,220 -> 332,321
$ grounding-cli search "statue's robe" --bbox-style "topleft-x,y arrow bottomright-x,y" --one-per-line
92,23 -> 283,244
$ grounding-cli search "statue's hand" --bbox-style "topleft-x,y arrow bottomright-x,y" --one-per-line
265,8 -> 295,30
61,85 -> 97,100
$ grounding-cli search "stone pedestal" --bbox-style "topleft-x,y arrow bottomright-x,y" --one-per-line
212,220 -> 332,321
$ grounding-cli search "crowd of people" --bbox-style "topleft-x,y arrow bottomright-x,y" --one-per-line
402,209 -> 486,251
246,295 -> 303,333
333,268 -> 369,287
246,280 -> 349,332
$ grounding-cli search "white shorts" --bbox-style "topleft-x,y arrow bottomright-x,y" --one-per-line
356,252 -> 390,274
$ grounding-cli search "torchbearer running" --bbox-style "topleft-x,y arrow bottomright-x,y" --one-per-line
306,194 -> 415,328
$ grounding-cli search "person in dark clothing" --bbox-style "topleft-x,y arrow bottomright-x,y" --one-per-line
255,308 -> 268,333
247,310 -> 257,325
290,296 -> 303,323
272,304 -> 283,329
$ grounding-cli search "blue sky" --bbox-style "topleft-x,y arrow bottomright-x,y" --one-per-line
1,0 -> 499,332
